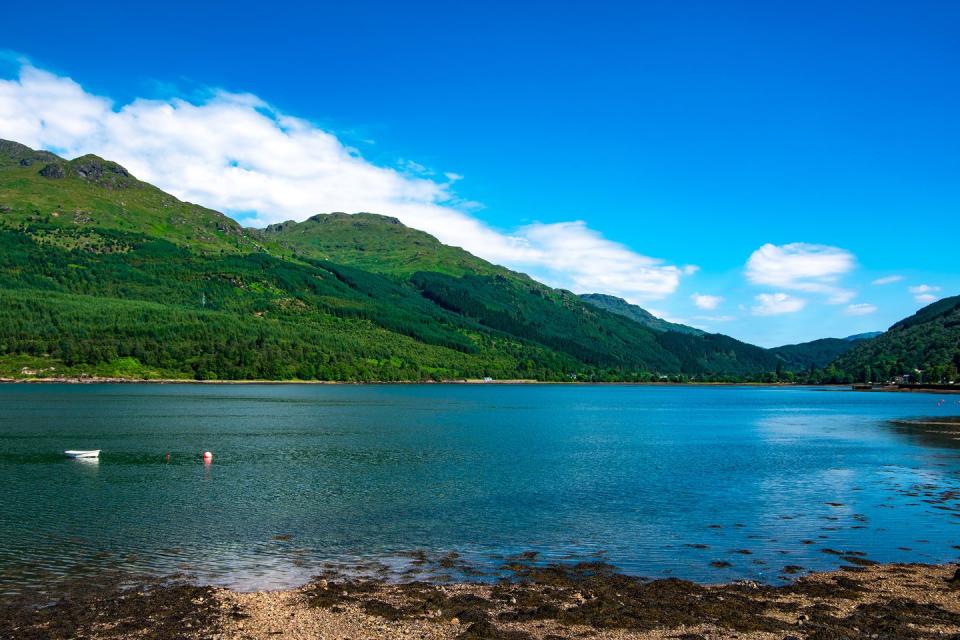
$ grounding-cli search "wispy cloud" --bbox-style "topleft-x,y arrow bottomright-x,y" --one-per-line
844,303 -> 877,316
751,292 -> 807,316
746,242 -> 856,304
871,275 -> 903,285
511,221 -> 690,300
909,284 -> 940,304
0,62 -> 690,302
693,314 -> 735,323
691,293 -> 723,310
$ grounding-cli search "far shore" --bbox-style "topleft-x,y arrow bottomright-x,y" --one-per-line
4,376 -> 960,393
0,376 -> 854,387
4,376 -> 959,396
3,561 -> 959,639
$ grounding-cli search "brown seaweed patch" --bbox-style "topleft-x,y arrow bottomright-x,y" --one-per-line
803,598 -> 960,640
491,567 -> 789,633
456,618 -> 532,640
0,576 -> 222,640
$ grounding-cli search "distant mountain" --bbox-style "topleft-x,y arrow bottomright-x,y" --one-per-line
771,332 -> 881,371
771,338 -> 864,371
575,295 -> 777,376
579,293 -> 704,335
844,332 -> 883,342
832,295 -> 960,382
0,139 -> 785,381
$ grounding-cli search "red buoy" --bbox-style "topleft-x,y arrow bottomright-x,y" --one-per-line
202,451 -> 213,462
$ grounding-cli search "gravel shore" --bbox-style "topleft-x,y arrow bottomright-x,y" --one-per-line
3,562 -> 959,639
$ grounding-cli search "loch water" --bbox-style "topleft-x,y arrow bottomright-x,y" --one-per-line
1,383 -> 958,595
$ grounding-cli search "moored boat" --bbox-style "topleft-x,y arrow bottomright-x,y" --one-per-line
64,450 -> 100,459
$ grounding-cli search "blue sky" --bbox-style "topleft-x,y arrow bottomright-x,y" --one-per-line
2,0 -> 958,346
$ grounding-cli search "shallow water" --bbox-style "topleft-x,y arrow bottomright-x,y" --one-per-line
1,383 -> 958,594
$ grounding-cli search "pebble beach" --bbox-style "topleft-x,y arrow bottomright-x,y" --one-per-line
3,562 -> 959,639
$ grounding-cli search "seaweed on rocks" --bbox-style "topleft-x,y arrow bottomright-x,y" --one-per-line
489,560 -> 790,633
0,576 -> 222,640
455,618 -> 532,640
783,573 -> 866,600
803,599 -> 960,640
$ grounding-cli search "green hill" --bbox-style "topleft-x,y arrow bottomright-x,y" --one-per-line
0,140 -> 274,256
262,212 -> 511,279
266,212 -> 782,376
831,295 -> 960,383
771,334 -> 877,371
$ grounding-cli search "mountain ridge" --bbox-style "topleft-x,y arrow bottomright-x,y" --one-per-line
578,293 -> 705,335
1,139 -> 953,383
0,139 -> 780,380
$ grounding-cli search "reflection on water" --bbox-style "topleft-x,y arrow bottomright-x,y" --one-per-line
0,383 -> 959,596
886,416 -> 960,450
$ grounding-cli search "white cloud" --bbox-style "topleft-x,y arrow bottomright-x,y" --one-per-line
0,62 -> 689,301
691,293 -> 723,310
909,284 -> 941,304
693,314 -> 735,323
510,221 -> 689,300
751,292 -> 807,316
872,275 -> 903,285
908,284 -> 939,294
745,242 -> 856,304
845,303 -> 877,316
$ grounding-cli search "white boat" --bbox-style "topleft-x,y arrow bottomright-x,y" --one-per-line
64,450 -> 100,459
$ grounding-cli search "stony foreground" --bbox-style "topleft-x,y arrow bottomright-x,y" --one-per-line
3,562 -> 959,639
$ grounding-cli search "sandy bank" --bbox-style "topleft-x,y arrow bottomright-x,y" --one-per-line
3,562 -> 959,639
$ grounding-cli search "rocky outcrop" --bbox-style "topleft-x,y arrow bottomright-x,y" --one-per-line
68,155 -> 138,189
39,162 -> 67,179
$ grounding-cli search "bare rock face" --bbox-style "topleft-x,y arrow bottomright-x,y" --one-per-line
39,163 -> 67,179
70,156 -> 138,189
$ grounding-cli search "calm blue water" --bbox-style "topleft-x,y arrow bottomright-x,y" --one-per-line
1,383 -> 959,595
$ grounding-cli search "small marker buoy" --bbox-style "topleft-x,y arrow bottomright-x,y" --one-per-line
202,451 -> 213,462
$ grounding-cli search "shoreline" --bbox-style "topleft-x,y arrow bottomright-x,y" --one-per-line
4,376 -> 958,393
3,561 -> 959,639
0,377 -> 853,388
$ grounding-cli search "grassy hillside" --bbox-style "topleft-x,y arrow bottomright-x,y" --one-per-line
0,140 -> 271,255
262,212 -> 511,279
0,224 -> 583,381
832,295 -> 960,383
